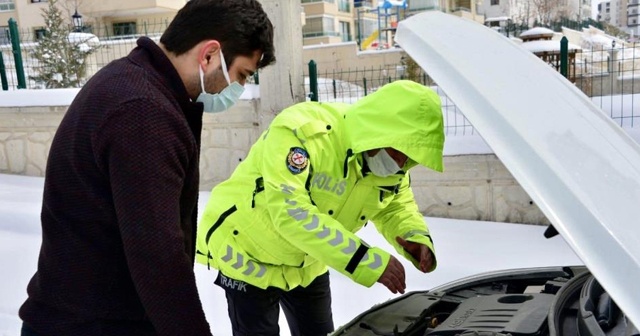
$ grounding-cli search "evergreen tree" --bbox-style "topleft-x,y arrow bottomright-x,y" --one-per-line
30,0 -> 96,88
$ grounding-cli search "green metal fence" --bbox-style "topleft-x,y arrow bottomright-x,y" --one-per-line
303,59 -> 477,136
574,42 -> 640,128
306,42 -> 640,135
0,20 -> 171,90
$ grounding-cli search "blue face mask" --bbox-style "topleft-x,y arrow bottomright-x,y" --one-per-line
196,50 -> 245,113
364,150 -> 402,177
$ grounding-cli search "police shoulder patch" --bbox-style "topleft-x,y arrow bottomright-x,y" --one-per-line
286,147 -> 309,174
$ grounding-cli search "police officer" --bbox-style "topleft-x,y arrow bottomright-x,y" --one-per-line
196,80 -> 445,336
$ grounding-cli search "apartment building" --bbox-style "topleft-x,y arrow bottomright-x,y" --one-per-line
598,1 -> 611,22
301,0 -> 484,47
596,0 -> 640,36
481,0 -> 591,27
629,0 -> 639,35
1,0 -> 186,44
1,0 -> 484,47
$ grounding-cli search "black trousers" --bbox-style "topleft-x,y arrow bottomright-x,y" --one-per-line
215,271 -> 334,336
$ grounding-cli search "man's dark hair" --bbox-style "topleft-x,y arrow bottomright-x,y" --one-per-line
161,0 -> 275,69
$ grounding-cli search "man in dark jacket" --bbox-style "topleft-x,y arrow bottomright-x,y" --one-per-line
19,1 -> 275,335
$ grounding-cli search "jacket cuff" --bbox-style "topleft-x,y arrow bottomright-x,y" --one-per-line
403,234 -> 437,272
352,247 -> 391,288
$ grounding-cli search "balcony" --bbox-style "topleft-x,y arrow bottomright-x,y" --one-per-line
303,31 -> 340,38
354,0 -> 374,8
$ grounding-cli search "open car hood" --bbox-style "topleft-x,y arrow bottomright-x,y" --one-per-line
396,11 -> 640,327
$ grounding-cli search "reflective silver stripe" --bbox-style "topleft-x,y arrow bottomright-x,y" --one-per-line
328,230 -> 343,247
368,253 -> 383,269
316,226 -> 331,239
220,246 -> 268,278
243,260 -> 256,275
221,245 -> 233,262
232,253 -> 244,269
285,199 -> 297,206
281,184 -> 296,195
256,264 -> 267,278
288,207 -> 309,221
303,215 -> 320,230
403,230 -> 430,239
361,253 -> 369,262
341,238 -> 356,254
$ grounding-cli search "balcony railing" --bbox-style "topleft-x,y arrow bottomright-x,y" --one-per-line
303,31 -> 340,38
301,0 -> 335,3
354,0 -> 374,8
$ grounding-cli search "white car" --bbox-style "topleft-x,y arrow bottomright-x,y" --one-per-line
333,11 -> 640,336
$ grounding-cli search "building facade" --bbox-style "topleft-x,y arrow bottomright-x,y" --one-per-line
597,0 -> 640,37
628,0 -> 639,36
1,0 -> 187,44
480,0 -> 592,28
1,0 -> 483,47
301,0 -> 485,47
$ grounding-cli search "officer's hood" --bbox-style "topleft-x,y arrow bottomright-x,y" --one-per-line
343,80 -> 445,172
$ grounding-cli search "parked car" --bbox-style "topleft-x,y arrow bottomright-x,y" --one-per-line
333,11 -> 640,336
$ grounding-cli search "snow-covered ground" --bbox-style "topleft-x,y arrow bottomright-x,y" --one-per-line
0,83 -> 635,335
0,173 -> 582,336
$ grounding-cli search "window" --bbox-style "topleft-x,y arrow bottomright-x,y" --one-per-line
303,16 -> 337,38
409,0 -> 439,11
113,22 -> 137,37
339,21 -> 351,42
0,0 -> 15,11
0,26 -> 9,45
34,28 -> 46,40
338,0 -> 350,12
490,0 -> 499,5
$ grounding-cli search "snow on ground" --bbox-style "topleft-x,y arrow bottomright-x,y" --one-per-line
0,173 -> 582,336
0,83 -> 628,334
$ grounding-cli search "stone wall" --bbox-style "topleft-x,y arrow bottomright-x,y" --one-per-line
0,101 -> 261,191
0,102 -> 549,225
411,155 -> 549,225
0,106 -> 64,176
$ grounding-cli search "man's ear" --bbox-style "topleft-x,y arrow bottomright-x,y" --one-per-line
198,40 -> 221,70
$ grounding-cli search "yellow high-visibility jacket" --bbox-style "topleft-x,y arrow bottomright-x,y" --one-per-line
196,80 -> 445,290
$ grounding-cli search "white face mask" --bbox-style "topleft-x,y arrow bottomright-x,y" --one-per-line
364,150 -> 402,177
196,50 -> 245,113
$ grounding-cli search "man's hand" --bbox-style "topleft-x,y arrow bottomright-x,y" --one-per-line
377,255 -> 406,294
396,236 -> 434,273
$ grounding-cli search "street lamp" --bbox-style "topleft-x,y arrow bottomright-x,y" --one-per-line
72,9 -> 83,32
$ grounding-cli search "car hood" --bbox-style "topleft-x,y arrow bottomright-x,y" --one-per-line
395,11 -> 640,327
